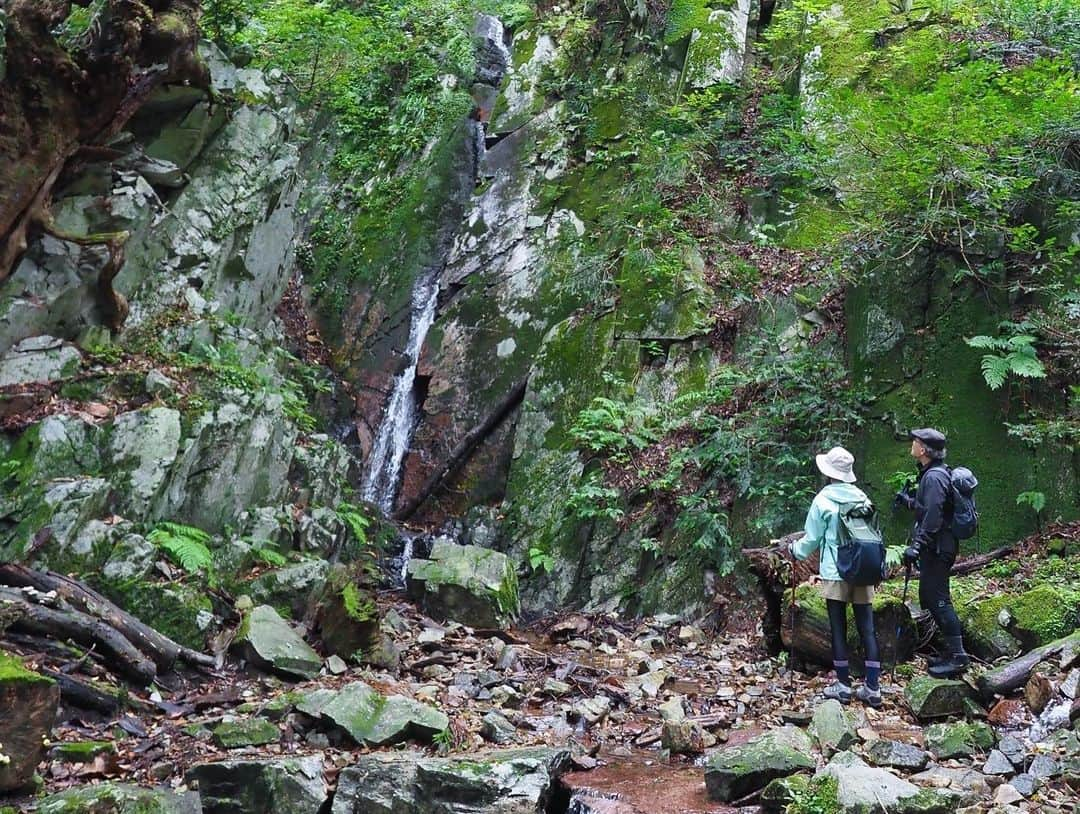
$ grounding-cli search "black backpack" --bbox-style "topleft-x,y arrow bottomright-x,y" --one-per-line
949,466 -> 979,540
835,500 -> 886,586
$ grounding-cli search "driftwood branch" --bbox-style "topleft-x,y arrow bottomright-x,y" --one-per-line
976,630 -> 1080,700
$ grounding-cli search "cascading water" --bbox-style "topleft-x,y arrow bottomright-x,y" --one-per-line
361,273 -> 441,512
360,14 -> 509,515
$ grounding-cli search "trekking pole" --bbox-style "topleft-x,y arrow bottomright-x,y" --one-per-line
892,562 -> 912,681
788,544 -> 797,690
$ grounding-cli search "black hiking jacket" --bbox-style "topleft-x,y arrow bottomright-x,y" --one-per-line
913,460 -> 957,556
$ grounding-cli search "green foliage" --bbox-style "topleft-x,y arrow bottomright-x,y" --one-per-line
528,546 -> 555,573
570,397 -> 658,462
249,539 -> 288,567
885,470 -> 916,492
1016,490 -> 1046,514
201,0 -> 257,47
341,580 -> 376,622
568,470 -> 625,522
785,775 -> 840,814
336,502 -> 370,547
966,328 -> 1047,390
148,522 -> 214,574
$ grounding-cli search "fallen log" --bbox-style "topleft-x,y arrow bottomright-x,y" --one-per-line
0,564 -> 213,670
976,629 -> 1080,700
950,544 -> 1016,576
0,587 -> 156,684
39,668 -> 123,714
781,584 -> 917,671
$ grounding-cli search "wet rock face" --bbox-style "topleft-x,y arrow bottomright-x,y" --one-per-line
0,652 -> 58,792
330,747 -> 571,814
406,539 -> 519,629
186,755 -> 327,814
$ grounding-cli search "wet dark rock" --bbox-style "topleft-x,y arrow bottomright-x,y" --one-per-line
926,721 -> 996,760
330,747 -> 571,813
187,755 -> 327,814
319,681 -> 448,747
235,605 -> 321,680
906,677 -> 974,720
1010,773 -> 1039,797
865,739 -> 929,772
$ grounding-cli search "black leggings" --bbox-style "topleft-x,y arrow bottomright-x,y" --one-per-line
826,599 -> 879,665
918,548 -> 963,638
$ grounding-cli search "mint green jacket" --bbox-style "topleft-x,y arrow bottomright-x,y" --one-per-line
791,482 -> 870,581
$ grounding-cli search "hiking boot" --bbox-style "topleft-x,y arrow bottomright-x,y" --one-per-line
928,654 -> 970,678
928,635 -> 970,678
855,684 -> 882,708
823,682 -> 852,704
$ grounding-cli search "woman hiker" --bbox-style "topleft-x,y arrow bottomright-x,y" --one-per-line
789,446 -> 882,707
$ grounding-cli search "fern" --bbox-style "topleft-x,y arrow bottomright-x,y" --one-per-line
250,539 -> 288,567
148,522 -> 213,573
341,581 -> 375,622
336,502 -> 370,545
966,333 -> 1046,390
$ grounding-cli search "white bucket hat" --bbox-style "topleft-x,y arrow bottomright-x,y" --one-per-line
815,446 -> 857,483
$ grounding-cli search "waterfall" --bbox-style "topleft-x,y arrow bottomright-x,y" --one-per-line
361,14 -> 509,514
360,272 -> 441,511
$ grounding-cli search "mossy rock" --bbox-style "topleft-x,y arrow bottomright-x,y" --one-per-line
704,726 -> 815,802
51,740 -> 116,763
905,676 -> 974,720
926,721 -> 996,760
95,579 -> 213,651
0,651 -> 58,792
37,782 -> 201,813
211,718 -> 280,748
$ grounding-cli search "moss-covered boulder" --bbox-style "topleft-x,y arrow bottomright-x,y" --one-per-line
330,747 -> 572,814
0,651 -> 58,792
234,604 -> 321,680
310,562 -> 380,661
905,676 -> 973,720
957,583 -> 1080,659
187,755 -> 327,814
406,540 -> 519,629
319,681 -> 449,747
36,783 -> 201,814
819,751 -> 959,814
926,721 -> 996,760
246,559 -> 330,621
704,726 -> 815,802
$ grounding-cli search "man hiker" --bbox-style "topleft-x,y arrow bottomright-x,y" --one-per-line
897,427 -> 970,678
789,446 -> 882,707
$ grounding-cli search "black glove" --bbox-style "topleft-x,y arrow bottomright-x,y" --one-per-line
893,486 -> 915,511
902,544 -> 920,566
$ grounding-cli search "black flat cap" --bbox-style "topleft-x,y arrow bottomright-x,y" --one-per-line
909,427 -> 947,451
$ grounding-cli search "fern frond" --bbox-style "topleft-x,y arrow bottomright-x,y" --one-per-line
148,522 -> 213,573
251,540 -> 288,567
980,355 -> 1010,389
965,334 -> 1005,350
1005,349 -> 1046,379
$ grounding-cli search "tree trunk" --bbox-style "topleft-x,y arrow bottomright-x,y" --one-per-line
0,0 -> 208,279
976,629 -> 1080,700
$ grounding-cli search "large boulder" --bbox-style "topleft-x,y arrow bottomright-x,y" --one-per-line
0,651 -> 59,792
704,726 -> 815,802
37,783 -> 201,814
319,681 -> 449,747
818,751 -> 959,814
234,605 -> 321,680
187,755 -> 327,814
331,747 -> 571,813
0,336 -> 81,386
406,540 -> 519,629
